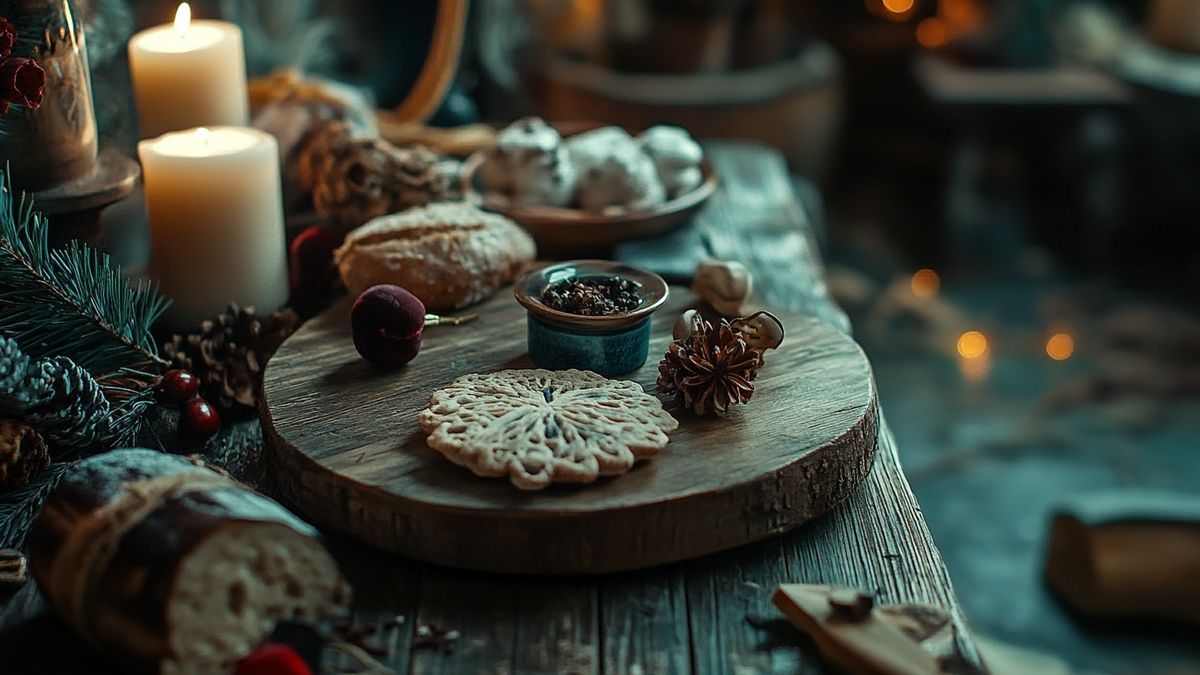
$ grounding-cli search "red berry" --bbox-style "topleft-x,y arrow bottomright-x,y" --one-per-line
234,643 -> 312,675
157,369 -> 200,406
289,225 -> 342,300
181,398 -> 220,437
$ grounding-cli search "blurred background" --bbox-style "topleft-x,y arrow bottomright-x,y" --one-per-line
85,0 -> 1200,671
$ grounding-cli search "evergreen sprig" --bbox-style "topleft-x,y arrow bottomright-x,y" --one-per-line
0,461 -> 70,548
0,169 -> 171,377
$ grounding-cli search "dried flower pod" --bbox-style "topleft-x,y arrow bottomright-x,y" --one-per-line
658,317 -> 763,417
732,311 -> 785,352
693,260 -> 753,316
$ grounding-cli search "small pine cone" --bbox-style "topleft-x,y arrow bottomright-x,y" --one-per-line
24,356 -> 112,451
0,419 -> 49,491
657,317 -> 764,417
297,121 -> 356,193
163,304 -> 299,417
304,122 -> 452,232
0,336 -> 32,416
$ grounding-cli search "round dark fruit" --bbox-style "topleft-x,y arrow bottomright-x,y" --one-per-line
157,369 -> 200,406
234,643 -> 312,675
350,284 -> 426,367
181,397 -> 221,437
289,225 -> 342,301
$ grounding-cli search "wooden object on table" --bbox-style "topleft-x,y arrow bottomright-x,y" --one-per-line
773,584 -> 981,675
773,584 -> 940,675
1045,490 -> 1200,625
263,288 -> 878,574
534,43 -> 843,178
390,0 -> 468,123
376,120 -> 497,157
1145,0 -> 1200,54
0,142 -> 984,675
913,54 -> 1131,109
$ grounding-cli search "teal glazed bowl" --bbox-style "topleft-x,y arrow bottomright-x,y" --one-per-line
514,260 -> 670,376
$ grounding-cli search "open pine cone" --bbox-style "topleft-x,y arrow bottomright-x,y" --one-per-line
0,419 -> 49,491
298,121 -> 453,232
0,337 -> 32,417
24,356 -> 111,451
657,316 -> 764,417
163,305 -> 298,418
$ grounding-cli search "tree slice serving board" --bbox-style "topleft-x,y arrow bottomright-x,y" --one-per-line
263,288 -> 878,574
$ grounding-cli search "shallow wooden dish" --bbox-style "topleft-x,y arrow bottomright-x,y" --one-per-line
460,139 -> 718,257
263,288 -> 879,575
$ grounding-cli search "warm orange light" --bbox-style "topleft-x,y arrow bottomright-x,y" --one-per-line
911,268 -> 940,298
174,3 -> 191,37
1046,333 -> 1074,361
883,0 -> 915,13
917,18 -> 948,47
941,0 -> 980,23
957,331 -> 988,359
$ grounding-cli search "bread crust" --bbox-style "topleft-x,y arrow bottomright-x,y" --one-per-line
335,202 -> 537,311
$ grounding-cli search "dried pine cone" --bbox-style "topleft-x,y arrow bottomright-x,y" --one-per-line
0,336 -> 32,416
24,356 -> 111,451
0,419 -> 49,491
300,121 -> 452,232
657,316 -> 764,416
163,304 -> 299,417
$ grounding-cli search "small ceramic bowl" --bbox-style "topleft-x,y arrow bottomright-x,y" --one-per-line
514,260 -> 669,376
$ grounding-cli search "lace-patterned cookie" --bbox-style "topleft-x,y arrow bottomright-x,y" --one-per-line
417,369 -> 679,490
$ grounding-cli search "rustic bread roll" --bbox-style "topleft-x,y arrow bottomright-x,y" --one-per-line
334,202 -> 537,311
28,450 -> 349,675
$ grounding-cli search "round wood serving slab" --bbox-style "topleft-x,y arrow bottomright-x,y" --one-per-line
263,289 -> 878,574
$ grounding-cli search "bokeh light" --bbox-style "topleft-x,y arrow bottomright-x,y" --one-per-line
917,18 -> 949,47
1045,333 -> 1074,361
956,331 -> 988,359
911,268 -> 941,298
883,0 -> 915,13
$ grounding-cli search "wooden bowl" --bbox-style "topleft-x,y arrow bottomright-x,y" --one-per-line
459,133 -> 718,257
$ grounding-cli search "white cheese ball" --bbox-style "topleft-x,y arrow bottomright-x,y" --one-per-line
492,117 -> 577,207
639,125 -> 704,198
574,142 -> 666,213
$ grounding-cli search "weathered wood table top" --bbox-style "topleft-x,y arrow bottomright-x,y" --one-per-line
0,143 -> 982,674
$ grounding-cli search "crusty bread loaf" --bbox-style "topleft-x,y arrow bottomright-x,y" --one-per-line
334,202 -> 537,312
28,450 -> 349,675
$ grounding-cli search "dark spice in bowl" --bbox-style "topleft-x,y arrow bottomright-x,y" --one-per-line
541,277 -> 643,316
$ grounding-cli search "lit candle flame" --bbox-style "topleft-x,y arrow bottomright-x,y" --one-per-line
174,3 -> 191,38
195,127 -> 211,144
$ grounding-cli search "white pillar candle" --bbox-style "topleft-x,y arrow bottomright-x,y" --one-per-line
128,3 -> 249,138
138,126 -> 288,329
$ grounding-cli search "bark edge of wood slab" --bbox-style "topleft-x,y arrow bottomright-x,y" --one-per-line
263,288 -> 878,574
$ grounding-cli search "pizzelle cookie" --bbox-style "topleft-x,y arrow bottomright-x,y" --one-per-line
418,369 -> 679,490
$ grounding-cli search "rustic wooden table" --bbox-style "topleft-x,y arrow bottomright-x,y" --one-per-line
0,143 -> 983,674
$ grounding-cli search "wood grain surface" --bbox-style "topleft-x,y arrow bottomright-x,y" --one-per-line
0,142 -> 984,674
263,287 -> 878,574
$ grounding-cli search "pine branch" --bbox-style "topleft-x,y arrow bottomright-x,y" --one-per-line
0,169 -> 171,377
0,461 -> 70,549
